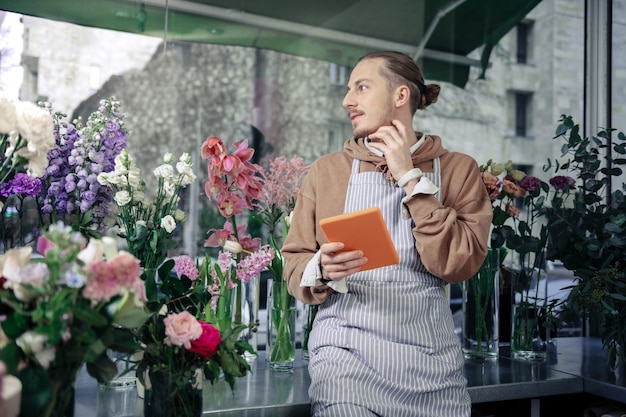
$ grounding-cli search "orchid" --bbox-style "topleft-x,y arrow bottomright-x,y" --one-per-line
200,136 -> 273,365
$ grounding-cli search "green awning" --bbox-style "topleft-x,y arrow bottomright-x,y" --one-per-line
0,0 -> 541,87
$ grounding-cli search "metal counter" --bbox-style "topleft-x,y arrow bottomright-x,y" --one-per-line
74,337 -> 624,416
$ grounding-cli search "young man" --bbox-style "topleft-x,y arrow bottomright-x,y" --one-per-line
282,51 -> 492,417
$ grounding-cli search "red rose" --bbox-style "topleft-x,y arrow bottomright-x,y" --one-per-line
188,321 -> 222,359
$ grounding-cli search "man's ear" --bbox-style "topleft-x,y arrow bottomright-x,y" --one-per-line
394,85 -> 410,108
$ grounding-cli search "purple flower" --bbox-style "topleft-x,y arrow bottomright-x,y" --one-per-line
41,98 -> 128,233
0,173 -> 43,197
519,176 -> 542,192
549,175 -> 576,191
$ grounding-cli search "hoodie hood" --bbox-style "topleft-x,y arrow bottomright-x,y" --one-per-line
344,134 -> 448,180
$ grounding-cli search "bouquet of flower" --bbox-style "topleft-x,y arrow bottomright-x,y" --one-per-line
97,149 -> 195,299
255,156 -> 309,367
545,115 -> 626,369
39,97 -> 128,238
0,222 -> 149,417
480,159 -> 574,357
200,136 -> 274,361
135,255 -> 233,416
0,93 -> 55,250
0,92 -> 55,183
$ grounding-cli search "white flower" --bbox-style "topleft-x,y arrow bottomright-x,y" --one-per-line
176,161 -> 197,186
173,209 -> 185,222
35,347 -> 56,369
78,239 -> 104,265
13,100 -> 55,166
101,236 -> 119,260
0,93 -> 17,134
127,167 -> 142,189
0,247 -> 32,281
132,190 -> 147,204
162,180 -> 176,198
163,152 -> 174,164
136,220 -> 147,228
223,240 -> 243,254
160,215 -> 176,233
285,210 -> 294,228
16,331 -> 48,354
179,152 -> 191,164
6,263 -> 49,302
153,164 -> 174,180
114,190 -> 132,206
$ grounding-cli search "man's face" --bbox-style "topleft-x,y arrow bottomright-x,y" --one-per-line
342,58 -> 395,139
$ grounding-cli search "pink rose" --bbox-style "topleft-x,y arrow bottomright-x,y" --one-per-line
502,179 -> 527,198
188,321 -> 222,359
506,203 -> 521,218
163,311 -> 202,349
481,171 -> 500,200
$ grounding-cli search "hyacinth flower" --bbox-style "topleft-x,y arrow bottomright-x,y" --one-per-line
39,97 -> 128,237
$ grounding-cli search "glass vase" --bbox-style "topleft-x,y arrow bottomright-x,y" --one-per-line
232,277 -> 260,363
143,368 -> 202,417
462,248 -> 500,360
510,264 -> 548,361
267,278 -> 297,371
302,304 -> 318,362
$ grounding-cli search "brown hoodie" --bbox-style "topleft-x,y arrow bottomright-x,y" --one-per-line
282,135 -> 493,305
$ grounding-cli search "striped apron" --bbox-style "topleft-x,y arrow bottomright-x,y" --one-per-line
308,158 -> 471,417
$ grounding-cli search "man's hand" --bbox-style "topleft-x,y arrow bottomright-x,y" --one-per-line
319,242 -> 367,281
367,119 -> 416,181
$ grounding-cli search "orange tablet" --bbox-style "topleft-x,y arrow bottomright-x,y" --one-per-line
319,206 -> 400,271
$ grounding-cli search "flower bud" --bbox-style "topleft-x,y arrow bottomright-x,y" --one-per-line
223,240 -> 243,254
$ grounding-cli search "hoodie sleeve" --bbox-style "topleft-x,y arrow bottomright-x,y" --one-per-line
402,153 -> 492,283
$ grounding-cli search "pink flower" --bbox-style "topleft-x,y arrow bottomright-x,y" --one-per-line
109,251 -> 141,287
163,311 -> 203,349
36,235 -> 56,256
502,179 -> 527,198
174,255 -> 199,280
236,245 -> 274,283
200,136 -> 226,159
216,191 -> 248,218
256,156 -> 309,211
83,261 -> 119,302
481,171 -> 501,200
188,321 -> 221,359
505,203 -> 521,218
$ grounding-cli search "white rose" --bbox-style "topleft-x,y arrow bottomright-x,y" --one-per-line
25,151 -> 49,178
162,180 -> 176,198
1,247 -> 32,281
153,164 -> 174,180
132,190 -> 146,204
160,215 -> 176,233
114,190 -> 132,206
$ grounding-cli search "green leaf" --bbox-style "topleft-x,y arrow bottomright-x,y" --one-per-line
17,365 -> 51,417
0,312 -> 28,338
0,342 -> 21,373
86,353 -> 118,383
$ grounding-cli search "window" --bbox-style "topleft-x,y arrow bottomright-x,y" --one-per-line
516,21 -> 533,64
515,92 -> 532,137
329,63 -> 350,86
